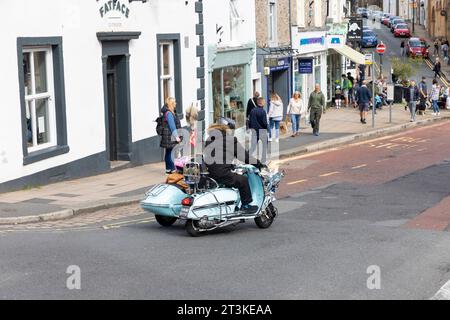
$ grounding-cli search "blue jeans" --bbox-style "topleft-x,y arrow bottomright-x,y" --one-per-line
269,119 -> 281,139
164,148 -> 175,172
290,114 -> 301,133
432,99 -> 440,113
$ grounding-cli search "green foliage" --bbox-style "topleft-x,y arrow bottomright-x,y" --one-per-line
390,57 -> 419,85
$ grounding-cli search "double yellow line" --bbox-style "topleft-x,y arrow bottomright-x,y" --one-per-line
425,58 -> 450,87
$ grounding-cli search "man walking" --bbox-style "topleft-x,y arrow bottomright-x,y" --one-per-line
307,84 -> 326,136
342,74 -> 351,108
433,58 -> 441,79
356,80 -> 372,124
249,97 -> 268,162
418,76 -> 428,115
405,80 -> 420,122
246,91 -> 260,129
347,72 -> 355,107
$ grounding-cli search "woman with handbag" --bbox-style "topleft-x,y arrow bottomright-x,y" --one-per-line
160,97 -> 182,174
287,91 -> 306,137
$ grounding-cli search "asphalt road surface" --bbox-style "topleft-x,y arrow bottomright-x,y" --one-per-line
1,121 -> 450,300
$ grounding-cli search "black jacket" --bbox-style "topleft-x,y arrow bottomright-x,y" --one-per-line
404,85 -> 420,102
204,124 -> 259,178
160,105 -> 181,149
249,107 -> 268,130
246,97 -> 258,119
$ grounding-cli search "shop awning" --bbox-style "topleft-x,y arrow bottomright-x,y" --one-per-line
331,45 -> 366,65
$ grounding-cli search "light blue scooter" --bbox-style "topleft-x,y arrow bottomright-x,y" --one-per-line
140,161 -> 284,237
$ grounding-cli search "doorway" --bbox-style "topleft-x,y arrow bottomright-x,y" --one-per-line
104,54 -> 132,162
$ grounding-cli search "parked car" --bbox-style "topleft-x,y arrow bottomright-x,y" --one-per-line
419,38 -> 430,58
405,38 -> 423,58
361,30 -> 378,48
363,26 -> 372,31
381,14 -> 392,25
390,19 -> 405,32
387,16 -> 400,28
393,24 -> 411,37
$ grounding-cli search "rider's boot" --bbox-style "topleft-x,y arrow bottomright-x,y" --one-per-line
241,204 -> 259,215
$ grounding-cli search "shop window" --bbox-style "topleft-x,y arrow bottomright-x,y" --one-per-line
212,65 -> 246,130
17,37 -> 69,165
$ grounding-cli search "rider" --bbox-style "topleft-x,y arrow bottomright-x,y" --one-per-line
204,117 -> 264,215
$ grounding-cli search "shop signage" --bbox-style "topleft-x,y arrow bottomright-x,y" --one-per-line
327,35 -> 344,48
98,0 -> 130,19
347,19 -> 363,41
300,37 -> 325,46
298,58 -> 313,74
265,57 -> 290,72
326,23 -> 348,36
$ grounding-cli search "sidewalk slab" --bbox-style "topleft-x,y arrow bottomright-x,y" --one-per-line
0,106 -> 449,225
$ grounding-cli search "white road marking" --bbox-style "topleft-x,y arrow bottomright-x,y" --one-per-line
287,179 -> 308,185
431,279 -> 450,300
320,171 -> 340,177
352,164 -> 368,169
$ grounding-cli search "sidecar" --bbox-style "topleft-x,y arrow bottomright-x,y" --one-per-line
140,184 -> 187,218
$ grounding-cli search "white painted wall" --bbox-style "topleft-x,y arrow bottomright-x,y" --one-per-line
0,0 -> 198,184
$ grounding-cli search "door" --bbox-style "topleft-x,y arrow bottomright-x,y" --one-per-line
107,70 -> 117,161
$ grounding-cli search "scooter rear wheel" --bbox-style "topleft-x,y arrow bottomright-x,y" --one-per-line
155,215 -> 178,227
255,203 -> 276,229
186,219 -> 202,237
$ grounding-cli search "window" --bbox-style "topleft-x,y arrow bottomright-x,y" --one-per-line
212,65 -> 246,130
297,0 -> 305,28
268,1 -> 277,45
17,37 -> 69,165
157,34 -> 183,115
23,47 -> 56,152
159,41 -> 175,104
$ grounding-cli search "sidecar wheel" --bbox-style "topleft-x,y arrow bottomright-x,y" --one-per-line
255,203 -> 276,229
186,219 -> 203,237
155,215 -> 177,227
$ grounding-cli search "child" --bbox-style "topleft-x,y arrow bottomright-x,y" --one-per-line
334,80 -> 342,109
375,94 -> 382,112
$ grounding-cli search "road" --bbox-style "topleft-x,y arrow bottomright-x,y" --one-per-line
1,120 -> 450,300
362,18 -> 447,88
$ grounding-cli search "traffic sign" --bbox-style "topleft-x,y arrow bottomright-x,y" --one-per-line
365,53 -> 373,65
376,43 -> 386,54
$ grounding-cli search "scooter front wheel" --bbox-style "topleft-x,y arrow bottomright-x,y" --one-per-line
155,215 -> 178,227
185,219 -> 203,237
255,203 -> 276,229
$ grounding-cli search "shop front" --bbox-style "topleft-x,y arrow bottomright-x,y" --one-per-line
292,31 -> 328,103
208,45 -> 255,135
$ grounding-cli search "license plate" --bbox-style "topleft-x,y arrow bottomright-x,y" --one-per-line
400,33 -> 405,35
180,206 -> 190,218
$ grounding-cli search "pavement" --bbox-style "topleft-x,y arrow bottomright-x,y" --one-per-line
1,101 -> 450,225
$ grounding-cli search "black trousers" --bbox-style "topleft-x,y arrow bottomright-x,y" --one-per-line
213,172 -> 253,205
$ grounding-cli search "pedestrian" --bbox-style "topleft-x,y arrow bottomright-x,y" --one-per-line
352,79 -> 359,108
334,80 -> 342,109
246,91 -> 260,130
434,39 -> 440,56
249,97 -> 269,163
442,41 -> 449,60
307,84 -> 326,136
160,97 -> 181,174
287,91 -> 306,137
356,80 -> 372,124
405,80 -> 420,122
418,76 -> 428,115
358,64 -> 366,86
433,58 -> 441,79
347,72 -> 355,106
400,40 -> 405,56
267,93 -> 283,143
342,74 -> 351,108
430,79 -> 441,116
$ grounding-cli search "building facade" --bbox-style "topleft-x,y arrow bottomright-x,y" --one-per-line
255,0 -> 292,117
427,0 -> 448,39
291,0 -> 328,103
0,0 -> 226,192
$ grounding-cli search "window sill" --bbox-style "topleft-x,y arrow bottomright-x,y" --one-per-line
23,145 -> 70,166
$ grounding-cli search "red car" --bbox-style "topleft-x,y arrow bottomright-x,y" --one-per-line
419,38 -> 430,58
393,24 -> 410,37
405,38 -> 428,58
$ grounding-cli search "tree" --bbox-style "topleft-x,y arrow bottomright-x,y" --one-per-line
390,57 -> 419,85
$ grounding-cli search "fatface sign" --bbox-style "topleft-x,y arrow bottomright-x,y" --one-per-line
98,0 -> 130,19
